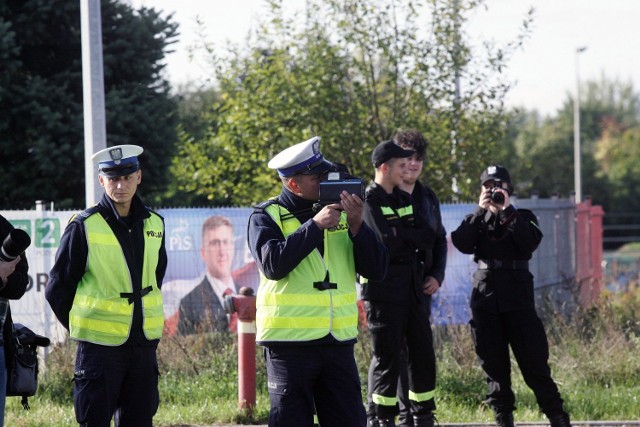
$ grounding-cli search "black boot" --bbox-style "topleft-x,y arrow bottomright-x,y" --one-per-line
369,418 -> 396,427
495,412 -> 515,427
548,412 -> 572,427
413,412 -> 436,427
397,410 -> 413,427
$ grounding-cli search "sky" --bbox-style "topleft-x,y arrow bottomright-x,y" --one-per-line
129,0 -> 640,116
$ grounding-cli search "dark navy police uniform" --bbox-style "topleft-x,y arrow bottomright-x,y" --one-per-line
249,136 -> 388,427
249,187 -> 387,427
46,194 -> 167,427
46,144 -> 167,427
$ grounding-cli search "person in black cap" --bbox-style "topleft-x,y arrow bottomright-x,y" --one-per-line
248,136 -> 388,427
363,140 -> 438,427
451,165 -> 571,427
46,144 -> 167,427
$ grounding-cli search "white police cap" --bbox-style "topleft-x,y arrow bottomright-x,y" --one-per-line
268,136 -> 333,177
91,144 -> 144,177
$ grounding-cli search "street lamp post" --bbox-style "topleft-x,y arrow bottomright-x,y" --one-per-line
573,46 -> 587,204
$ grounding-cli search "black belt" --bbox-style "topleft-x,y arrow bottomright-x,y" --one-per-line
478,259 -> 528,270
120,286 -> 153,304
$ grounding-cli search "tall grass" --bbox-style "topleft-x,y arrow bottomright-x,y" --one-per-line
6,287 -> 640,426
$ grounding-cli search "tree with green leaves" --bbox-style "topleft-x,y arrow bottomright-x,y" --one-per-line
506,78 -> 639,206
0,0 -> 178,209
171,0 -> 532,206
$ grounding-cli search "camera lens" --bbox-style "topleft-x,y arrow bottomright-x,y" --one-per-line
491,190 -> 505,204
0,228 -> 31,262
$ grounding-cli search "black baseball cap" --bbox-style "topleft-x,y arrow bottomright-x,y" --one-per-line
371,140 -> 415,168
480,165 -> 511,185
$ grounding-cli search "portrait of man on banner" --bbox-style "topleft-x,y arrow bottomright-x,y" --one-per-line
161,210 -> 259,335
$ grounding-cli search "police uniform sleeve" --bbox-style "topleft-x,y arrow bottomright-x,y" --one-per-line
45,220 -> 88,330
156,230 -> 168,288
0,216 -> 29,299
248,208 -> 325,281
451,206 -> 487,255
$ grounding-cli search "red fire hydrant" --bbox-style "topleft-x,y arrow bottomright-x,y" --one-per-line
223,286 -> 257,414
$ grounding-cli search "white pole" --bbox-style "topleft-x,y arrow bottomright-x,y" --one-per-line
573,46 -> 587,204
81,0 -> 107,207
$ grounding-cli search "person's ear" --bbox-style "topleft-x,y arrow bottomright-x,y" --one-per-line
287,177 -> 302,195
98,174 -> 105,188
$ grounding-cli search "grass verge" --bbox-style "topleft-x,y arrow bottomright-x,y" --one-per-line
6,287 -> 640,426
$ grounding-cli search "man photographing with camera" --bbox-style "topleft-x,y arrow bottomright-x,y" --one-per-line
0,216 -> 29,426
451,165 -> 571,427
247,136 -> 388,426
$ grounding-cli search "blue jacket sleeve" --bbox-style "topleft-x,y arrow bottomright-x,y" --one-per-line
248,210 -> 325,281
45,220 -> 88,330
248,209 -> 387,282
156,225 -> 168,288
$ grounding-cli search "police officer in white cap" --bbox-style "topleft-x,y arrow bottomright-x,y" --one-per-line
46,144 -> 167,427
248,136 -> 388,427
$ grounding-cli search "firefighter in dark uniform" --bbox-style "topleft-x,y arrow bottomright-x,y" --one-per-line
393,130 -> 447,427
248,136 -> 388,427
46,145 -> 167,427
363,140 -> 438,427
450,165 -> 571,427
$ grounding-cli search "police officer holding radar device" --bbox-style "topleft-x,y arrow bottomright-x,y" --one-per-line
248,136 -> 388,427
46,144 -> 167,427
451,165 -> 571,427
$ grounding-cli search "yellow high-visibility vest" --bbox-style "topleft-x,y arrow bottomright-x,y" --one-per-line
69,212 -> 164,345
256,203 -> 358,343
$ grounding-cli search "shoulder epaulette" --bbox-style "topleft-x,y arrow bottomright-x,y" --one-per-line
253,198 -> 280,213
147,207 -> 164,220
71,205 -> 100,224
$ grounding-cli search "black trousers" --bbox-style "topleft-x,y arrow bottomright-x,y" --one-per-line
469,306 -> 565,416
264,344 -> 366,427
73,342 -> 159,427
366,299 -> 436,420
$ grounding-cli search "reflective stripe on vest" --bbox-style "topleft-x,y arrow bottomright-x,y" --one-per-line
69,212 -> 164,345
256,203 -> 358,343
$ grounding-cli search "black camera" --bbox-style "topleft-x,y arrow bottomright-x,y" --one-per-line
319,171 -> 365,205
490,188 -> 505,204
0,228 -> 31,262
